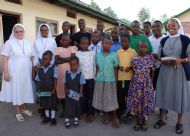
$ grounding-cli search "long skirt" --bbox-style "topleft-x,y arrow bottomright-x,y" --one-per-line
92,82 -> 118,112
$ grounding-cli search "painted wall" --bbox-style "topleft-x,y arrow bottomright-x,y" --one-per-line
0,0 -> 115,43
178,11 -> 190,37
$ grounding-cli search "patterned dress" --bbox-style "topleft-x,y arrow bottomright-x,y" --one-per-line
127,55 -> 155,119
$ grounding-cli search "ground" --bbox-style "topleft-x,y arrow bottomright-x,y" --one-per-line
0,103 -> 189,136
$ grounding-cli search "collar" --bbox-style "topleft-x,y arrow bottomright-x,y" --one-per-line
67,70 -> 80,74
151,34 -> 165,39
40,64 -> 53,70
168,33 -> 180,38
120,47 -> 132,52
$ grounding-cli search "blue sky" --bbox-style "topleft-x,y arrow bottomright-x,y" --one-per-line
81,0 -> 190,21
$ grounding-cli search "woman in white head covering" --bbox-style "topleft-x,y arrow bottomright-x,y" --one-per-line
33,23 -> 57,66
154,18 -> 190,134
0,23 -> 34,121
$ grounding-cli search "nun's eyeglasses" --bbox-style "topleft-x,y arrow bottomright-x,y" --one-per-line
15,31 -> 24,33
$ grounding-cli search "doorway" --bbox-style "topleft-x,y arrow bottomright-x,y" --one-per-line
2,13 -> 20,42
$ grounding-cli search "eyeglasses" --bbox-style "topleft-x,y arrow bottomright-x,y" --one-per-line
15,31 -> 24,33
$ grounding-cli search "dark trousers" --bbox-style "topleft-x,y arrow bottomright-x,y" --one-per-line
153,68 -> 160,89
82,79 -> 95,116
117,81 -> 130,119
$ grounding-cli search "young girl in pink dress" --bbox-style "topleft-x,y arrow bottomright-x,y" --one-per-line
54,34 -> 78,117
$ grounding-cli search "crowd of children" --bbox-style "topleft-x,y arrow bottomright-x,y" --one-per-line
31,18 -> 158,130
1,17 -> 190,134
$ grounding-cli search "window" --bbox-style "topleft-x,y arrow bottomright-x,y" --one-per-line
67,10 -> 76,19
5,0 -> 22,5
36,17 -> 58,37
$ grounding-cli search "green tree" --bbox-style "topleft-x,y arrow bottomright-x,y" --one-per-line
103,7 -> 117,18
160,14 -> 169,22
90,0 -> 101,11
137,7 -> 150,24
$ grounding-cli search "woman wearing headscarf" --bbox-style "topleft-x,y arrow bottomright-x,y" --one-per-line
154,18 -> 190,134
0,23 -> 34,121
33,24 -> 57,66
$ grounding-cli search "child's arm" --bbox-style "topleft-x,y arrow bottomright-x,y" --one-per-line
80,85 -> 83,98
150,68 -> 155,84
95,66 -> 99,77
55,55 -> 72,64
53,79 -> 57,94
114,68 -> 118,81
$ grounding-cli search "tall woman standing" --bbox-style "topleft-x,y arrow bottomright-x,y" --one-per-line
0,24 -> 34,121
154,18 -> 190,134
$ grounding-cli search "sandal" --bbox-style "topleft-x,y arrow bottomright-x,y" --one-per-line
22,110 -> 33,117
176,123 -> 183,134
134,119 -> 141,131
141,118 -> 148,131
103,114 -> 110,125
16,114 -> 25,122
86,115 -> 95,123
112,118 -> 120,128
154,120 -> 166,129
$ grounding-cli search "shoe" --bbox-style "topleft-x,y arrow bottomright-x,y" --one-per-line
22,110 -> 33,117
16,114 -> 25,122
50,118 -> 56,126
41,117 -> 50,124
176,123 -> 183,134
154,120 -> 166,129
73,118 -> 79,128
65,119 -> 71,129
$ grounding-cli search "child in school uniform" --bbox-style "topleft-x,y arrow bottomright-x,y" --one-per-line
116,35 -> 137,122
34,51 -> 57,126
64,56 -> 86,128
93,35 -> 120,128
88,30 -> 102,55
127,41 -> 155,132
76,37 -> 96,122
54,33 -> 78,118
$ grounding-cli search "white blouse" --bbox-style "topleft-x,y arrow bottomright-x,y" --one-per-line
76,51 -> 96,80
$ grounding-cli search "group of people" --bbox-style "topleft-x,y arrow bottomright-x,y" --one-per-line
0,17 -> 190,134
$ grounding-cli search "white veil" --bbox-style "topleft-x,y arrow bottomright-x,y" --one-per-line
173,18 -> 185,35
9,23 -> 25,40
167,18 -> 185,36
36,23 -> 52,39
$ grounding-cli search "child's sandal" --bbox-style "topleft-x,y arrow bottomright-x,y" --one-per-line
112,119 -> 120,128
16,114 -> 25,122
141,119 -> 148,131
103,115 -> 110,125
22,110 -> 33,117
134,119 -> 141,131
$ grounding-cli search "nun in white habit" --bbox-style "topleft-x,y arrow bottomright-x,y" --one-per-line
33,24 -> 57,66
0,23 -> 34,121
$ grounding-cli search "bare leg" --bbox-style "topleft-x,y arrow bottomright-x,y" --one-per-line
16,105 -> 22,114
160,109 -> 166,122
112,110 -> 120,128
177,113 -> 183,124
